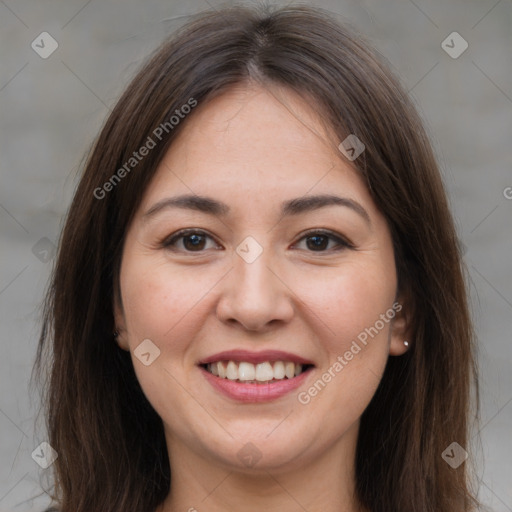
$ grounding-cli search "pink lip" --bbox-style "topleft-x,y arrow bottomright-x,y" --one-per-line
198,349 -> 315,366
200,366 -> 313,403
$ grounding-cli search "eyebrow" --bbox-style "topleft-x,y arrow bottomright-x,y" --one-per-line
143,193 -> 371,226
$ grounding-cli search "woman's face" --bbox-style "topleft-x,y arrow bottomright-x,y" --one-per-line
115,84 -> 409,474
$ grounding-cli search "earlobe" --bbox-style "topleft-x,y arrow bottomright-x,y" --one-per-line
113,325 -> 130,351
389,297 -> 413,356
113,290 -> 130,351
113,328 -> 130,351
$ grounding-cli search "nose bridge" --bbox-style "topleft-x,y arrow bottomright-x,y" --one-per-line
216,235 -> 294,330
235,241 -> 273,291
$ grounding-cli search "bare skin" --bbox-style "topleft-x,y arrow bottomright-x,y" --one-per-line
114,83 -> 411,512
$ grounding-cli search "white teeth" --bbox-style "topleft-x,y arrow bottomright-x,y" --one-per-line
206,360 -> 309,382
238,362 -> 256,381
217,361 -> 226,379
285,362 -> 295,379
226,361 -> 238,380
255,362 -> 274,382
273,361 -> 285,379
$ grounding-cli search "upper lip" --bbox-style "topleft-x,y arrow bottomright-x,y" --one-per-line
198,349 -> 315,366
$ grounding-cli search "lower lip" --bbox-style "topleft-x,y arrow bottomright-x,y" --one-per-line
200,366 -> 313,403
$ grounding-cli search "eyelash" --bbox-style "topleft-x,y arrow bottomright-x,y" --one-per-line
160,228 -> 354,254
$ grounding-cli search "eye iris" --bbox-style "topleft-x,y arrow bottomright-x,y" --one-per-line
307,235 -> 328,251
183,233 -> 206,251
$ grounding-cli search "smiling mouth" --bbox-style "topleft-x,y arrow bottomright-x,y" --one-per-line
200,360 -> 314,384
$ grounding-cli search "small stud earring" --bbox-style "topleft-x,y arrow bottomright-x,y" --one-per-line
404,341 -> 409,347
113,330 -> 119,339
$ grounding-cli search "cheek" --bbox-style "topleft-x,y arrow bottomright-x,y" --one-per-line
121,256 -> 213,342
295,265 -> 395,414
119,256 -> 214,422
284,259 -> 397,447
289,258 -> 396,351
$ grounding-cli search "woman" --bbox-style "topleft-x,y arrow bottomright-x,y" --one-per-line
33,4 -> 482,512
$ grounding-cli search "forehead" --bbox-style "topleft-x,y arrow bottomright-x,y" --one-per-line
138,84 -> 375,218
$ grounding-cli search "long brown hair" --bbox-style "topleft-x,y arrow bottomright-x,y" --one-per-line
33,4 -> 481,511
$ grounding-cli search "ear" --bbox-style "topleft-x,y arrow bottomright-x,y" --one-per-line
113,282 -> 130,351
389,294 -> 414,356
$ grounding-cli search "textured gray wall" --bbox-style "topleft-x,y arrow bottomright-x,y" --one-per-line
1,0 -> 511,510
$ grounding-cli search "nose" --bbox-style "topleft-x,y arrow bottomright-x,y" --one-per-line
215,246 -> 295,332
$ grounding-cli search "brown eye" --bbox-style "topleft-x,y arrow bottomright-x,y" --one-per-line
182,233 -> 207,251
294,230 -> 352,252
305,234 -> 329,251
162,230 -> 220,252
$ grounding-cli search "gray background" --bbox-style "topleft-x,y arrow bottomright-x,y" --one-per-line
1,0 -> 511,510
